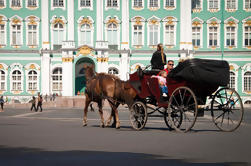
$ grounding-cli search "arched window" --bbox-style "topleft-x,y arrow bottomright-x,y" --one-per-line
244,100 -> 251,105
108,67 -> 119,75
0,70 -> 5,90
229,71 -> 235,89
52,68 -> 62,91
244,71 -> 251,91
53,23 -> 64,46
28,70 -> 37,90
12,70 -> 22,90
107,23 -> 118,45
80,23 -> 91,45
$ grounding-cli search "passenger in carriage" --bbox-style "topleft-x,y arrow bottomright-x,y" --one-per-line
152,70 -> 168,97
164,60 -> 174,74
150,43 -> 167,70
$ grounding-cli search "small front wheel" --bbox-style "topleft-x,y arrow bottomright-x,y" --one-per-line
130,101 -> 148,130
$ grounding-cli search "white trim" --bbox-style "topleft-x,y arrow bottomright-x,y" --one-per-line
9,63 -> 24,92
0,0 -> 6,9
163,16 -> 177,47
192,17 -> 204,48
207,17 -> 221,48
207,0 -> 220,11
104,16 -> 121,48
9,15 -> 23,47
0,57 -> 41,60
147,0 -> 160,10
26,0 -> 39,10
10,0 -> 23,9
25,68 -> 40,93
147,16 -> 160,46
51,65 -> 63,93
0,63 -> 8,92
51,0 -> 66,10
229,63 -> 239,91
225,0 -> 237,11
192,0 -> 203,11
163,0 -> 176,10
243,0 -> 251,11
25,15 -> 40,47
131,0 -> 144,10
78,0 -> 93,10
50,16 -> 67,50
242,16 -> 251,48
77,16 -> 94,47
105,0 -> 120,11
131,16 -> 145,47
0,15 -> 7,46
224,17 -> 239,48
242,63 -> 251,94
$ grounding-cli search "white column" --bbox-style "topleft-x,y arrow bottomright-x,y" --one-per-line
67,0 -> 74,41
41,0 -> 49,49
62,51 -> 73,96
120,52 -> 129,81
97,51 -> 102,73
96,0 -> 104,41
103,51 -> 109,73
41,53 -> 51,95
121,0 -> 129,49
180,0 -> 193,58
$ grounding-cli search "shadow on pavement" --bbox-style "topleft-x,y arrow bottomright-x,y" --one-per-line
0,146 -> 248,166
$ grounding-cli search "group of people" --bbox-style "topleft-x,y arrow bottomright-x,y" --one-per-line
151,43 -> 174,97
30,92 -> 43,112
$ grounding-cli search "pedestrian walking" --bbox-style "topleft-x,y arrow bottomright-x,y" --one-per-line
37,93 -> 43,112
0,96 -> 4,112
45,94 -> 48,102
30,96 -> 37,112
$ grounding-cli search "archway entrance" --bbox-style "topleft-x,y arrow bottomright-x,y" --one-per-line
75,58 -> 94,95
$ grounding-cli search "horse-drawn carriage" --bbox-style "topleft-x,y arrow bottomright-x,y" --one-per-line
128,58 -> 244,132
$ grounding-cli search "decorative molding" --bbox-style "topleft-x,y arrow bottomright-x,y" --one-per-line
76,45 -> 94,56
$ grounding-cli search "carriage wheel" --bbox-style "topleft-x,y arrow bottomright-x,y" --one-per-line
130,101 -> 148,130
164,107 -> 182,130
211,87 -> 244,132
168,87 -> 198,132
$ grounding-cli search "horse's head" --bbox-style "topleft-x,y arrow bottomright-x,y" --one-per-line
84,65 -> 95,81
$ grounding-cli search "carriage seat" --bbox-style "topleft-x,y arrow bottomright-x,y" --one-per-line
147,77 -> 161,99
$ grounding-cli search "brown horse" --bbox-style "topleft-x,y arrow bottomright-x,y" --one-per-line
83,66 -> 137,129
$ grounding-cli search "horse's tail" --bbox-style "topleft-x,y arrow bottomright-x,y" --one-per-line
90,102 -> 95,112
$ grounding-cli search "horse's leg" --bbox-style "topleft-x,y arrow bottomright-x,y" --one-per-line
108,102 -> 120,129
114,104 -> 120,129
98,99 -> 105,128
105,100 -> 116,127
83,95 -> 91,127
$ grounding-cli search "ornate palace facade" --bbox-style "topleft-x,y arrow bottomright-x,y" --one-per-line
0,0 -> 251,104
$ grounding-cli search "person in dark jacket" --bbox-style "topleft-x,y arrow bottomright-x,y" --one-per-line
0,96 -> 4,112
36,93 -> 43,112
30,96 -> 36,112
150,43 -> 167,70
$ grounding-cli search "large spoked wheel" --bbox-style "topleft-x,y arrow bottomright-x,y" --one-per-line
168,87 -> 198,132
211,87 -> 244,132
164,108 -> 181,130
130,101 -> 148,130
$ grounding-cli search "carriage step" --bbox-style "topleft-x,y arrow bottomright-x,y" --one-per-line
148,114 -> 163,118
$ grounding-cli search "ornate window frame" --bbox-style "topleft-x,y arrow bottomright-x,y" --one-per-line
10,0 -> 22,10
25,63 -> 40,94
192,17 -> 204,49
147,16 -> 160,48
243,0 -> 251,12
164,0 -> 176,10
163,16 -> 177,48
242,63 -> 251,94
0,15 -> 7,47
9,15 -> 23,48
51,0 -> 65,10
78,0 -> 93,10
105,0 -> 120,11
208,0 -> 220,12
25,15 -> 40,48
132,0 -> 144,10
77,16 -> 94,47
229,63 -> 239,90
192,0 -> 203,12
51,65 -> 63,94
0,0 -> 6,9
104,16 -> 121,47
225,0 -> 237,12
50,16 -> 67,50
108,64 -> 120,77
242,16 -> 251,49
0,63 -> 8,93
131,16 -> 145,48
207,17 -> 221,49
224,17 -> 238,49
148,0 -> 160,11
10,63 -> 24,94
26,0 -> 38,10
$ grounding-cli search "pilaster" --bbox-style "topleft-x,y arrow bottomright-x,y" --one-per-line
120,51 -> 130,80
121,0 -> 129,49
96,0 -> 104,41
41,0 -> 50,49
41,53 -> 51,95
67,0 -> 74,41
180,0 -> 193,58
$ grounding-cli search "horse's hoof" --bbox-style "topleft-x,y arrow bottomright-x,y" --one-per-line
116,126 -> 120,129
83,122 -> 87,127
100,124 -> 105,128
